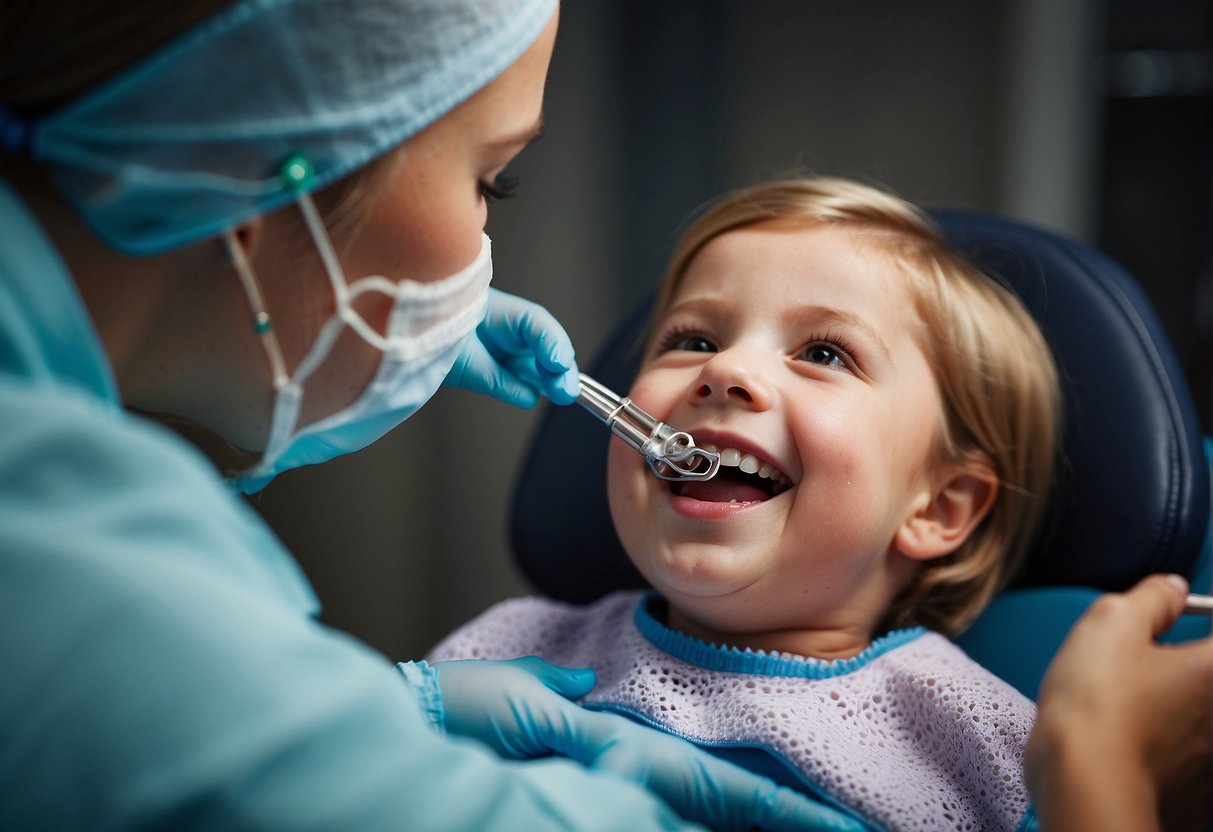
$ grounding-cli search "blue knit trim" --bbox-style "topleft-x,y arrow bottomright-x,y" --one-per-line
395,660 -> 444,732
633,593 -> 925,679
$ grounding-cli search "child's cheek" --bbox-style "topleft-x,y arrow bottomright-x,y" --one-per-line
606,439 -> 643,561
606,438 -> 644,506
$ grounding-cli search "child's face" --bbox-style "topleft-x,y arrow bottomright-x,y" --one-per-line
608,222 -> 948,644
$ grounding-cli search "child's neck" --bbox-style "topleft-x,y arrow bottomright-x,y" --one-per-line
664,605 -> 876,661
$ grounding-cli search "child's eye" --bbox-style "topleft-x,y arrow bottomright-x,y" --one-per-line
671,334 -> 718,353
650,326 -> 718,360
800,341 -> 849,370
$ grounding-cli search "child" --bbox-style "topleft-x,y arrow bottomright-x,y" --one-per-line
429,177 -> 1061,831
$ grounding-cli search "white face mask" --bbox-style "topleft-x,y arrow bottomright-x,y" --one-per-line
225,193 -> 491,494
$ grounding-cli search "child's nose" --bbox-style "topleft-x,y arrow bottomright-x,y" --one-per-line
688,350 -> 775,410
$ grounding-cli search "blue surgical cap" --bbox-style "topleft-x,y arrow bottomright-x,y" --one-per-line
18,0 -> 557,255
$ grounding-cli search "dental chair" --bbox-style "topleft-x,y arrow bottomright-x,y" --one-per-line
510,209 -> 1212,701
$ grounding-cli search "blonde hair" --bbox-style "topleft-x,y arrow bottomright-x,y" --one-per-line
655,177 -> 1061,636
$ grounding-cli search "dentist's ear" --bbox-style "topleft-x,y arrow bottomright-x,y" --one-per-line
896,460 -> 999,561
226,216 -> 265,260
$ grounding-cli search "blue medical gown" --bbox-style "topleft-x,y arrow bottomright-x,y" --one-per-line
0,180 -> 693,831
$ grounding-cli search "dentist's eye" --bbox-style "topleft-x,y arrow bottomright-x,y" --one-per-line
479,173 -> 519,203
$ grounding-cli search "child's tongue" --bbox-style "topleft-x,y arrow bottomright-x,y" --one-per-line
677,476 -> 768,504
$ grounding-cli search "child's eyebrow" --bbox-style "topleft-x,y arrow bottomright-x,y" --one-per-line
785,306 -> 892,364
662,296 -> 728,319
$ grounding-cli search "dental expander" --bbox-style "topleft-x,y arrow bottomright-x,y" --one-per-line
577,373 -> 720,482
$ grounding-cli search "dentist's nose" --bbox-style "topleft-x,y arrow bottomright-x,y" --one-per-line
689,350 -> 775,410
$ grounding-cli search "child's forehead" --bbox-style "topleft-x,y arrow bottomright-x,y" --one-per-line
671,223 -> 918,306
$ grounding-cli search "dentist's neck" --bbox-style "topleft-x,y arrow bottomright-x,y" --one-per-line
10,164 -> 269,462
14,168 -> 190,408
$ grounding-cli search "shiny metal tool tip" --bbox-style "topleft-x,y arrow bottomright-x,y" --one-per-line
577,373 -> 720,482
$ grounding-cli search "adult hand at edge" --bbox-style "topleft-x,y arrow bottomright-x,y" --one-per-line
1025,574 -> 1212,832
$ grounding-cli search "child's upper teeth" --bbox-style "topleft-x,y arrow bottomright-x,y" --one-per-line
698,443 -> 790,485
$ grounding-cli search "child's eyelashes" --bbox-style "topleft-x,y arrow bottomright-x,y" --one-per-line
479,172 -> 519,203
652,324 -> 860,374
799,340 -> 853,371
795,327 -> 859,373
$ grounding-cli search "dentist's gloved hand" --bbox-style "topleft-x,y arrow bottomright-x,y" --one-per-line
444,288 -> 581,408
433,657 -> 866,832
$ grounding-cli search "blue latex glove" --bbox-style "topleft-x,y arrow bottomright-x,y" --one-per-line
433,657 -> 867,832
444,288 -> 581,408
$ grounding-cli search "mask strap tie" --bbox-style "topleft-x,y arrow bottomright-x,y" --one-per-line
221,153 -> 321,391
225,229 -> 290,391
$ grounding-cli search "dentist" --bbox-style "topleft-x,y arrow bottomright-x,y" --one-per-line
0,1 -> 864,830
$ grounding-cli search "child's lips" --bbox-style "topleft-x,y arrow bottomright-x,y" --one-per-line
665,463 -> 794,520
640,427 -> 796,519
666,488 -> 774,519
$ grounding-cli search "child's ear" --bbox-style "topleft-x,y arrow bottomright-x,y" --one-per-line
896,460 -> 999,562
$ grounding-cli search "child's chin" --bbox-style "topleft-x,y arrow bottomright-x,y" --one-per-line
645,547 -> 757,599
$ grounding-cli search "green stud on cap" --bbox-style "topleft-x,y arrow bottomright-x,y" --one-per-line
280,154 -> 314,190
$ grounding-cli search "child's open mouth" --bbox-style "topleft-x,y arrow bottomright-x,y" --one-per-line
669,445 -> 792,504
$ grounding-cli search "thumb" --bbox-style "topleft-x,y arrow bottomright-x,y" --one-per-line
1126,573 -> 1189,638
505,656 -> 597,699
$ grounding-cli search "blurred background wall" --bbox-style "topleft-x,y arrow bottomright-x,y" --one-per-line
252,0 -> 1212,662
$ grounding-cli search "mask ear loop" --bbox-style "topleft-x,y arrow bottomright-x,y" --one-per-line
279,152 -> 397,354
223,152 -> 330,392
294,185 -> 393,352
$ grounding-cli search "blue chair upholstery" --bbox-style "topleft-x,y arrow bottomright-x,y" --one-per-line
510,210 -> 1211,698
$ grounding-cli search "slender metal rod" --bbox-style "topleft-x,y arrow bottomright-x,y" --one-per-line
576,372 -> 719,481
1184,593 -> 1213,615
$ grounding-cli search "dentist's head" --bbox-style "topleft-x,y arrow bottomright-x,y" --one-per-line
0,0 -> 563,489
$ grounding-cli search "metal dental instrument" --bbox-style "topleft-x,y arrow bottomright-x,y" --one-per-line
577,373 -> 720,482
1185,594 -> 1213,615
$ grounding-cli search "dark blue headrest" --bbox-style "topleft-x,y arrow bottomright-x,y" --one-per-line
511,211 -> 1210,603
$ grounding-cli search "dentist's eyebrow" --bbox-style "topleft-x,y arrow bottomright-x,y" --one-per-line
486,113 -> 545,150
787,306 -> 892,364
